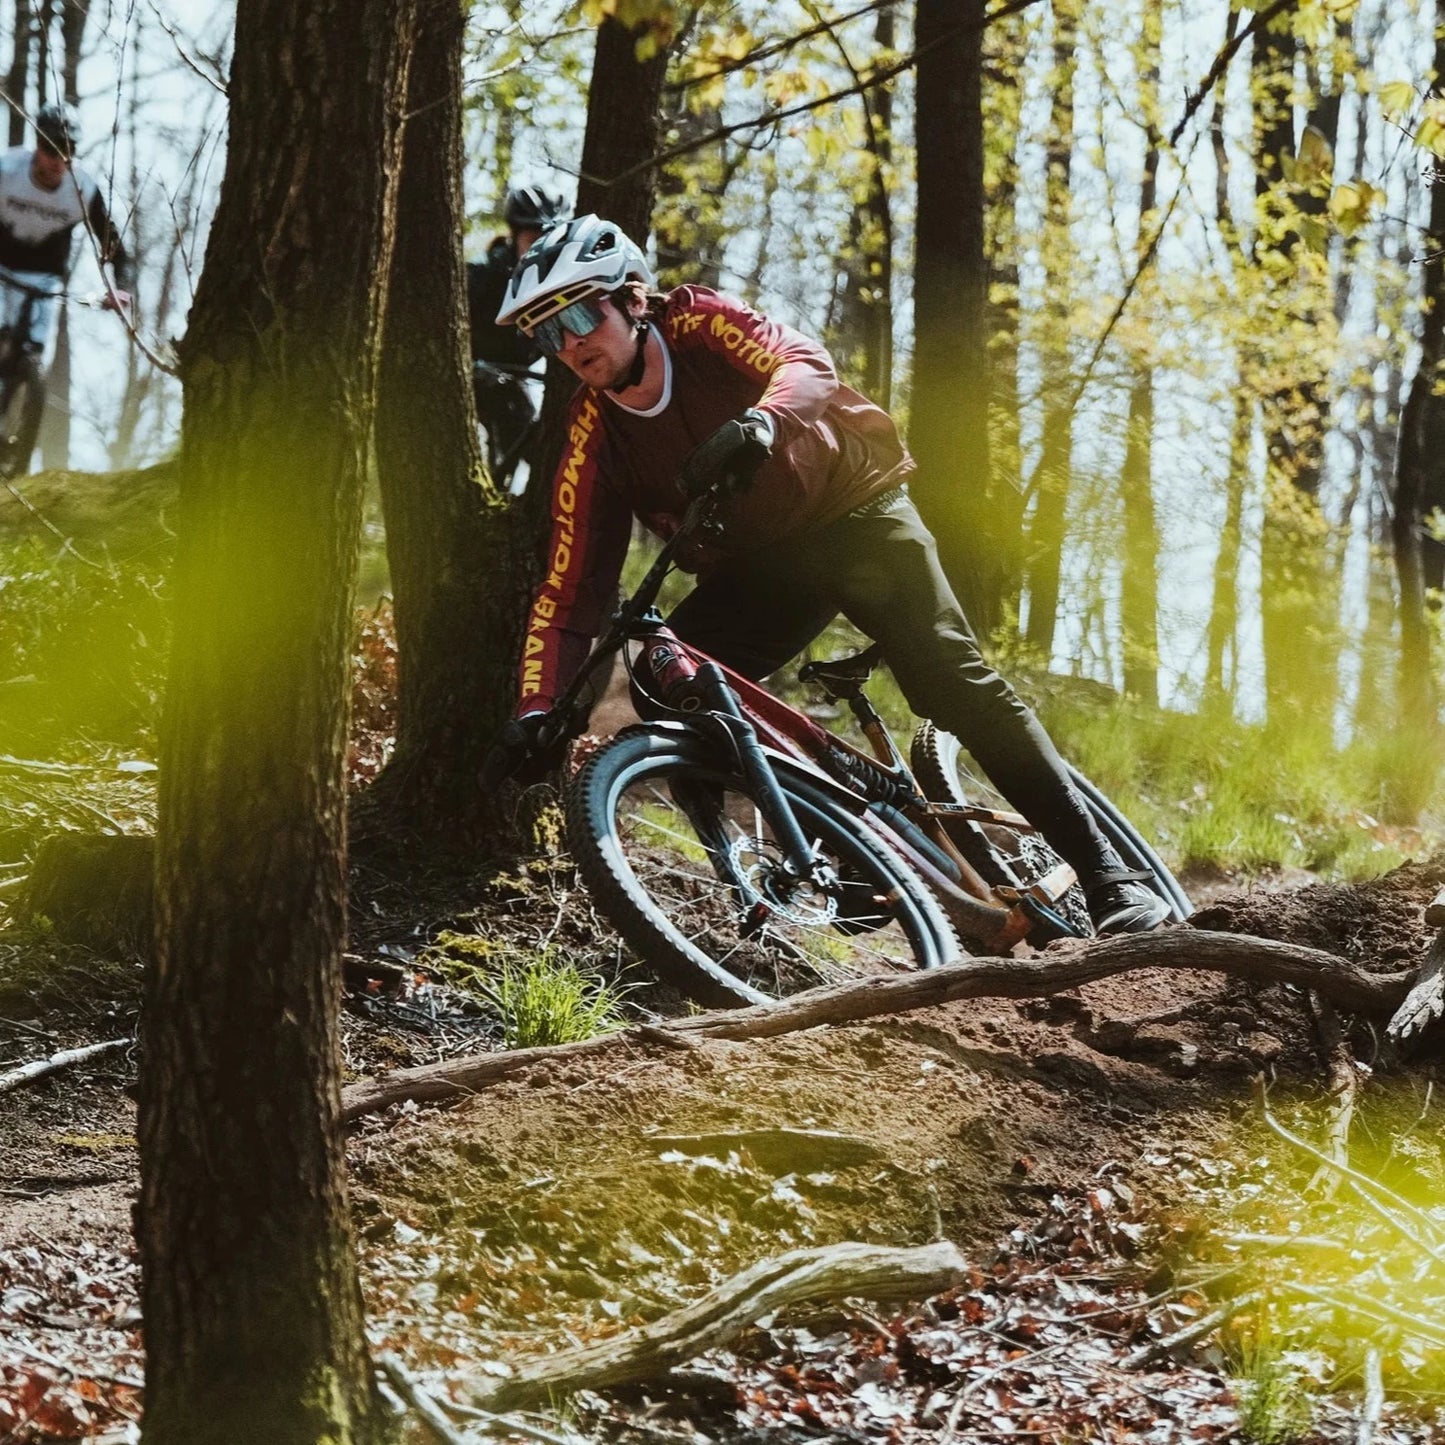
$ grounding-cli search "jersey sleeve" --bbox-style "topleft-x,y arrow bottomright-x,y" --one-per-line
668,287 -> 838,431
517,390 -> 630,714
85,186 -> 134,290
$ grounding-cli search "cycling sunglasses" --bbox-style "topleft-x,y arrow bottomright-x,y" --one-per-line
520,294 -> 611,357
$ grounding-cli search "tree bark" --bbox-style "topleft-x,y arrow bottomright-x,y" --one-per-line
341,929 -> 1412,1121
368,0 -> 511,840
138,2 -> 416,1441
910,0 -> 999,636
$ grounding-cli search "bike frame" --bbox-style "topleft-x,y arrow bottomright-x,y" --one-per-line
546,491 -> 1084,953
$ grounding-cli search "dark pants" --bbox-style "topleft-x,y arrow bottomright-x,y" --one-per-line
665,491 -> 1113,882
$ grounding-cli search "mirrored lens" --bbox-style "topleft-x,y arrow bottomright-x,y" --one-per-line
530,297 -> 608,356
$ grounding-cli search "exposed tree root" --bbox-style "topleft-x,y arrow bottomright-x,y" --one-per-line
1305,994 -> 1359,1198
342,929 -> 1412,1122
469,1241 -> 967,1413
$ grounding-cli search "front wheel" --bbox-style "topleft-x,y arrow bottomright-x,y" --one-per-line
565,725 -> 959,1009
0,354 -> 44,480
909,722 -> 1191,935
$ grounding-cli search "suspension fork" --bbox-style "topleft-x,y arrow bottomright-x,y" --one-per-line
694,662 -> 821,880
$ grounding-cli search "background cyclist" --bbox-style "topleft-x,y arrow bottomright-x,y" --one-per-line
465,183 -> 569,485
0,102 -> 133,350
488,214 -> 1171,937
0,103 -> 134,471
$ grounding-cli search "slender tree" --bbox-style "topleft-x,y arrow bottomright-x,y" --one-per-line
138,1 -> 416,1439
910,0 -> 999,634
3,0 -> 31,145
1023,0 -> 1079,663
38,0 -> 88,471
1251,7 -> 1338,725
369,0 -> 508,836
1119,0 -> 1161,704
1391,20 -> 1445,784
830,3 -> 896,404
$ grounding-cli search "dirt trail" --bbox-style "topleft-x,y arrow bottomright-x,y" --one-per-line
2,858 -> 1442,1439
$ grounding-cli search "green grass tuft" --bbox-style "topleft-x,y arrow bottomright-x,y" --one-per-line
424,932 -> 631,1049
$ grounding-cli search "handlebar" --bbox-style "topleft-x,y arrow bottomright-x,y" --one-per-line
0,269 -> 117,309
472,358 -> 538,381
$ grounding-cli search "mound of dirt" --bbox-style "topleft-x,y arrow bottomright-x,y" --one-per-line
3,855 -> 1442,1439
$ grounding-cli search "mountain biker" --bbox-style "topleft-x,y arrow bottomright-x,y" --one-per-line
488,214 -> 1169,936
466,184 -> 570,479
0,102 -> 134,352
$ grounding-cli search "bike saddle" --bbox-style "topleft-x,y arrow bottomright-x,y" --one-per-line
798,643 -> 885,694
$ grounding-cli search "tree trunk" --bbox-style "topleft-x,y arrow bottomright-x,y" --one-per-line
1120,1 -> 1160,705
527,13 -> 672,678
1205,387 -> 1252,703
3,0 -> 31,146
1252,10 -> 1336,727
910,0 -> 998,635
37,0 -> 87,472
1023,0 -> 1078,663
1390,19 -> 1445,791
368,0 -> 512,839
832,4 -> 895,405
137,1 -> 416,1441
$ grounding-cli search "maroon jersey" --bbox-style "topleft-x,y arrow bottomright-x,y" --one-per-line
518,286 -> 912,712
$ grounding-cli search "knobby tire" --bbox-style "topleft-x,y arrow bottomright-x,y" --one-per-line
565,725 -> 959,1010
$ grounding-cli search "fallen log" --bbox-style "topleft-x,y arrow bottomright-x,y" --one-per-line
470,1240 -> 966,1413
1385,929 -> 1445,1043
0,1038 -> 128,1096
342,929 -> 1412,1122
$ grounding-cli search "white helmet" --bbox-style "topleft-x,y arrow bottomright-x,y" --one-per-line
496,214 -> 655,332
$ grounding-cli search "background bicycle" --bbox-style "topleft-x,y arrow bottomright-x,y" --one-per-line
472,357 -> 541,495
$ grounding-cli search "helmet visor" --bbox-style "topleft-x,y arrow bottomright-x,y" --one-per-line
523,296 -> 610,356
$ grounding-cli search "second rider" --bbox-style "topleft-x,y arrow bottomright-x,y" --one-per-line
492,214 -> 1168,937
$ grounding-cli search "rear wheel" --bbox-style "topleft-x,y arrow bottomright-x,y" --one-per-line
0,355 -> 44,480
909,722 -> 1190,936
566,725 -> 959,1009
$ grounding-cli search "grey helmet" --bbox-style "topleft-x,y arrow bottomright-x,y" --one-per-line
35,102 -> 80,158
496,214 -> 654,330
504,184 -> 570,231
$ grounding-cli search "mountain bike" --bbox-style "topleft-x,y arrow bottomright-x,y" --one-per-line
533,481 -> 1191,1010
473,357 -> 540,495
0,271 -> 115,480
0,272 -> 59,480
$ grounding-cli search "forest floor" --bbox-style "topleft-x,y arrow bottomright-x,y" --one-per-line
0,840 -> 1442,1443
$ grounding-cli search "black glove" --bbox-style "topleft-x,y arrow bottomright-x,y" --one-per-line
481,711 -> 563,788
679,409 -> 775,499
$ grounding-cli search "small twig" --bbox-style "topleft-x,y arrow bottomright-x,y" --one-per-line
1357,1345 -> 1385,1445
2,483 -> 104,569
0,1039 -> 129,1096
1254,1082 -> 1445,1267
1286,1284 -> 1445,1349
1122,1290 -> 1263,1370
443,1401 -> 585,1445
377,1355 -> 470,1445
